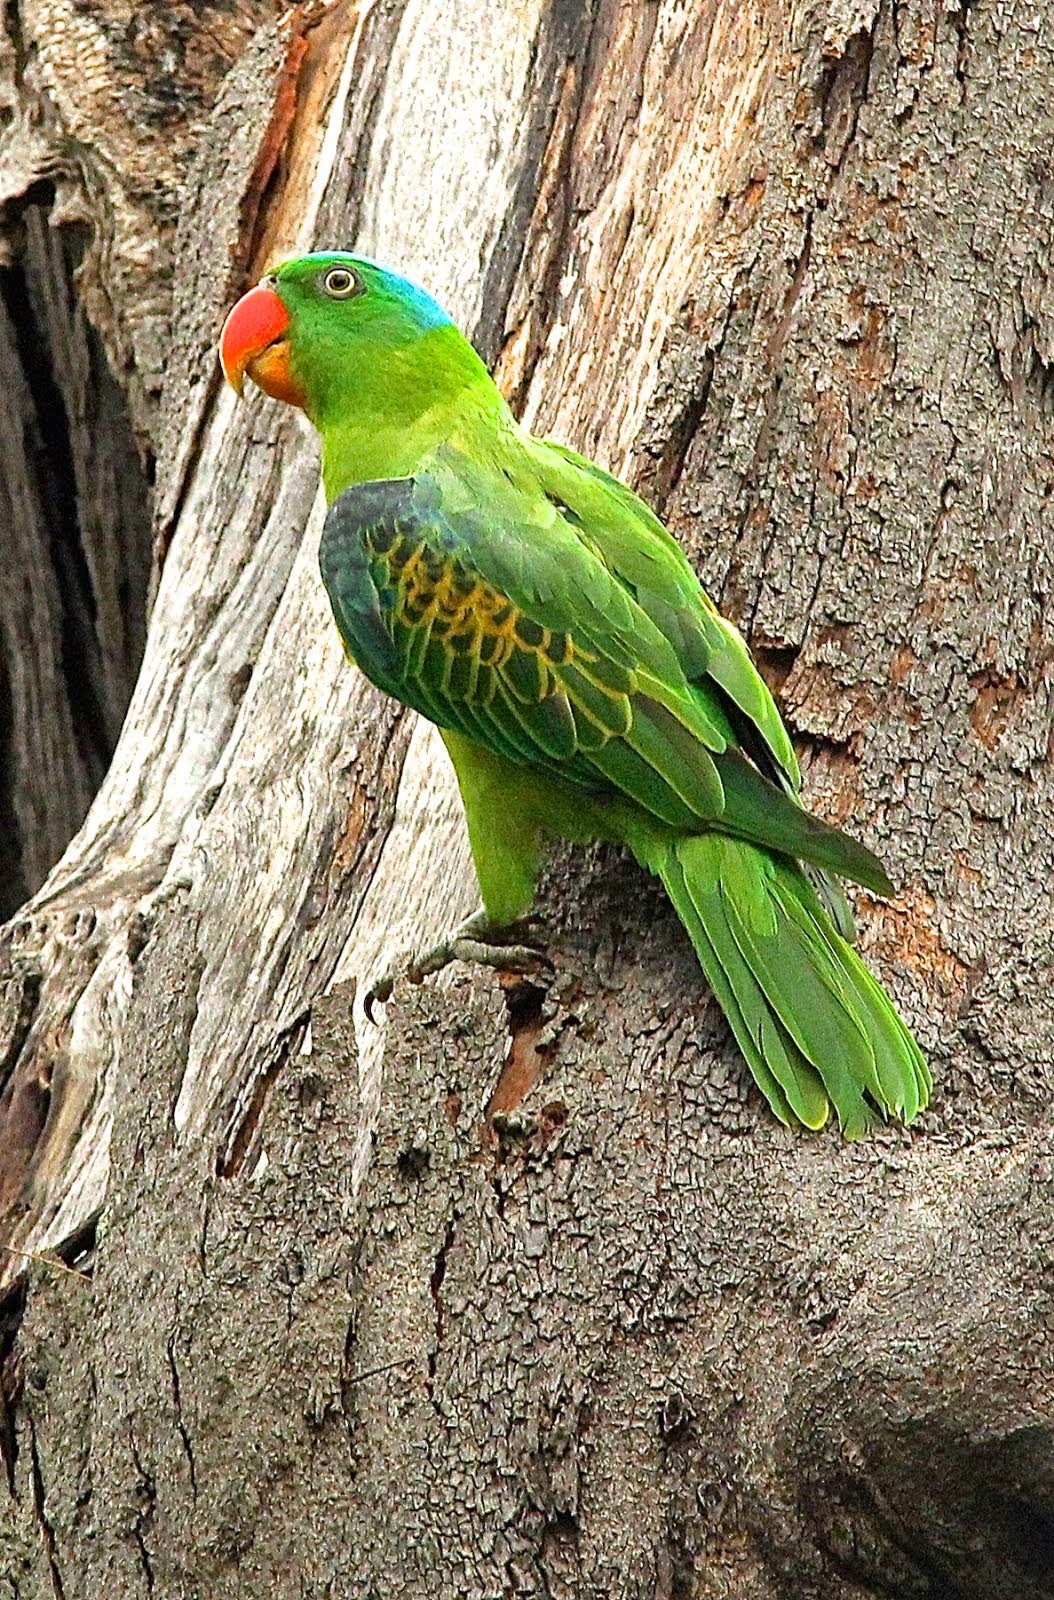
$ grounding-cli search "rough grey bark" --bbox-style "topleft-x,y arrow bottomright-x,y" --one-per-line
1,1 -> 1053,1597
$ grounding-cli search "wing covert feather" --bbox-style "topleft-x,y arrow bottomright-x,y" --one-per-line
319,474 -> 729,829
536,440 -> 801,789
319,467 -> 892,891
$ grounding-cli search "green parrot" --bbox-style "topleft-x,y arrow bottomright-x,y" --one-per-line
219,251 -> 929,1136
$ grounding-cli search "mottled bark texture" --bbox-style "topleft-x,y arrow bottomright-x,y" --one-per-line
1,0 -> 1053,1596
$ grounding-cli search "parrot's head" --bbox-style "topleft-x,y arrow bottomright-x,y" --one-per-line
219,252 -> 464,429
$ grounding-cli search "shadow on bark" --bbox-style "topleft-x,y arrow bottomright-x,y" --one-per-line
0,192 -> 152,916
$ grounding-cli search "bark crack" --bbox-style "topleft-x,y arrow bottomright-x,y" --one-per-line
217,1011 -> 310,1180
952,0 -> 978,91
154,3 -> 329,566
819,27 -> 875,173
28,1414 -> 65,1599
724,213 -> 816,624
0,1276 -> 26,1497
426,1209 -> 458,1413
2,0 -> 28,82
491,0 -> 615,410
486,981 -> 551,1131
0,969 -> 41,1095
126,1427 -> 156,1593
646,351 -> 717,520
0,221 -> 128,793
165,1331 -> 197,1501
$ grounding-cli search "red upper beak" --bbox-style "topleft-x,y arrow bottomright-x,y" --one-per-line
219,284 -> 305,407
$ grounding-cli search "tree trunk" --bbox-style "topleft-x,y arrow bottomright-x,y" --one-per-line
1,1 -> 1052,1595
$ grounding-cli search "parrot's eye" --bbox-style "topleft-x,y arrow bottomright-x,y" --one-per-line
322,266 -> 361,300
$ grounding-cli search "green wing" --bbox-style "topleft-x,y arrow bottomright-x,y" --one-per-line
320,473 -> 729,828
536,439 -> 801,790
319,464 -> 891,894
533,440 -> 872,932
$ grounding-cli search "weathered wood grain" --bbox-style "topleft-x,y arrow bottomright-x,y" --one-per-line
0,0 -> 281,433
0,0 -> 281,914
1,0 -> 1053,1594
0,205 -> 150,918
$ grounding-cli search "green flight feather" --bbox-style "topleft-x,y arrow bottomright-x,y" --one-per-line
711,749 -> 894,895
634,829 -> 924,1137
254,250 -> 930,1136
537,442 -> 801,788
651,837 -> 829,1129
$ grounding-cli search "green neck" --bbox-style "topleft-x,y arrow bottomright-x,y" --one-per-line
309,324 -> 512,495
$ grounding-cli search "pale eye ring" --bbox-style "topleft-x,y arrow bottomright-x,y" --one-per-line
323,266 -> 360,299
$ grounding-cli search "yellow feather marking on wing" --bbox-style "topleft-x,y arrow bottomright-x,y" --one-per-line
384,544 -> 616,718
399,546 -> 423,583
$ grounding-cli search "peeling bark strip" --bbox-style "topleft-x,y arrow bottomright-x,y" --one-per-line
1,0 -> 1053,1594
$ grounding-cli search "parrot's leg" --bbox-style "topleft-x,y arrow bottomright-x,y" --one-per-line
400,908 -> 547,980
365,732 -> 559,1020
364,909 -> 550,1021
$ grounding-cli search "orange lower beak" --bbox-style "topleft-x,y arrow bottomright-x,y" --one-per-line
219,284 -> 306,407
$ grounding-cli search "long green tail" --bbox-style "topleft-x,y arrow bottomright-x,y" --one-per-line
639,831 -> 930,1136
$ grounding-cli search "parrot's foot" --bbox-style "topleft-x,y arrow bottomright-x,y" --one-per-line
364,910 -> 551,1022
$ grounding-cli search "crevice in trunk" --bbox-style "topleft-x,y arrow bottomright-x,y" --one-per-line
0,653 -> 26,915
2,237 -> 108,788
0,192 -> 153,917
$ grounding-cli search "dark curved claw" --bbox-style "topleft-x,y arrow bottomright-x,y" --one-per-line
362,911 -> 552,1023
